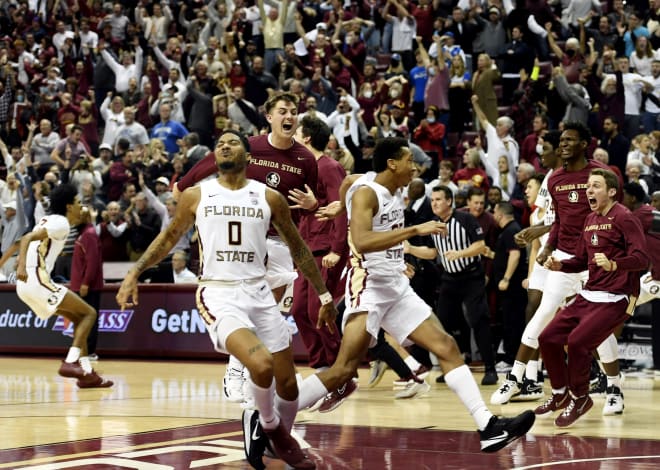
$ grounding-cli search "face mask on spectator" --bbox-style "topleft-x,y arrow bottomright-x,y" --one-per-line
536,143 -> 543,155
428,67 -> 437,77
363,90 -> 373,98
389,89 -> 400,99
427,117 -> 435,123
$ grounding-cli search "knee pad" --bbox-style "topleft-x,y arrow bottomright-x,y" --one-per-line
596,334 -> 619,364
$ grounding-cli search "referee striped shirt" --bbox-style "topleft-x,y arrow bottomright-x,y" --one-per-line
432,210 -> 484,274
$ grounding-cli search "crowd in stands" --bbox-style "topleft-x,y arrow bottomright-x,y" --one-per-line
0,1 -> 658,353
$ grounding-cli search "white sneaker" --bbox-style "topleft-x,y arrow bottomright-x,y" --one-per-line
223,368 -> 245,402
602,386 -> 624,415
490,373 -> 521,405
393,378 -> 412,389
88,353 -> 99,361
368,360 -> 388,388
395,380 -> 431,399
306,394 -> 326,412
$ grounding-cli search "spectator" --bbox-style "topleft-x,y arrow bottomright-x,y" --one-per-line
641,60 -> 660,133
70,206 -> 104,360
115,106 -> 149,153
67,154 -> 103,196
51,125 -> 91,169
99,39 -> 143,94
0,187 -> 28,279
472,54 -> 500,127
108,153 -> 137,203
171,251 -> 197,284
454,147 -> 490,192
447,55 -> 471,134
100,93 -> 126,147
228,86 -> 261,136
150,102 -> 189,156
520,115 -> 548,171
413,105 -> 446,162
472,95 -> 520,173
99,201 -> 129,262
552,66 -> 592,124
124,192 -> 161,261
29,119 -> 59,175
327,94 -> 361,149
601,115 -> 630,176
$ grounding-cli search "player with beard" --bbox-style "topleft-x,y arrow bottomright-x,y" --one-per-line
173,93 -> 355,406
117,130 -> 337,469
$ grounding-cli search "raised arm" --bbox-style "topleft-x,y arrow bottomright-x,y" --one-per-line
470,94 -> 490,131
545,22 -> 564,59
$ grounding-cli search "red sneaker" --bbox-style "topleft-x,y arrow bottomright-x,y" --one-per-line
264,422 -> 315,469
58,361 -> 85,379
318,379 -> 358,413
534,391 -> 570,417
76,370 -> 114,388
554,395 -> 593,428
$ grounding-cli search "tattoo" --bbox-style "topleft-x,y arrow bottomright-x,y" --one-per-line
248,343 -> 264,355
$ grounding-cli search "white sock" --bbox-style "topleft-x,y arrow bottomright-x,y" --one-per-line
275,393 -> 299,433
526,360 -> 538,382
250,379 -> 279,430
607,374 -> 621,389
65,347 -> 81,363
552,386 -> 566,395
79,356 -> 93,373
297,374 -> 329,410
227,355 -> 244,375
444,365 -> 493,431
511,361 -> 526,383
404,355 -> 421,372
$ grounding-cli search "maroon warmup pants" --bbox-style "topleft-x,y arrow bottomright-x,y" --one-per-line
539,295 -> 629,397
290,253 -> 345,369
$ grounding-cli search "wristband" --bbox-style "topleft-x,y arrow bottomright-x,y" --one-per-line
319,292 -> 333,306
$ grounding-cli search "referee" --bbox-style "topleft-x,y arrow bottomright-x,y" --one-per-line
405,185 -> 497,385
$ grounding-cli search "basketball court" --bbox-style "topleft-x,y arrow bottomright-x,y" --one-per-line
2,358 -> 660,469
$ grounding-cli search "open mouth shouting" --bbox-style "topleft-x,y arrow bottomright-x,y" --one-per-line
282,121 -> 295,134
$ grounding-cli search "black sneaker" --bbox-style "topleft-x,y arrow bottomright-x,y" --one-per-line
479,410 -> 536,452
513,378 -> 544,402
242,409 -> 267,470
481,369 -> 498,386
589,368 -> 607,396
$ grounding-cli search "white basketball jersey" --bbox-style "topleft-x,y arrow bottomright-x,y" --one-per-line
534,168 -> 556,248
346,172 -> 406,276
26,215 -> 70,274
195,179 -> 271,281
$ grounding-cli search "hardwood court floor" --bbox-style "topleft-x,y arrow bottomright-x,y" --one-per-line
1,357 -> 660,469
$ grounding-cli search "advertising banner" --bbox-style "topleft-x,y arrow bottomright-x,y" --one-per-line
0,284 -> 309,360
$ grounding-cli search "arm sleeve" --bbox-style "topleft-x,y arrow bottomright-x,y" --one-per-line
615,213 -> 650,271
